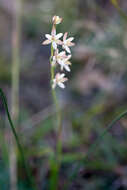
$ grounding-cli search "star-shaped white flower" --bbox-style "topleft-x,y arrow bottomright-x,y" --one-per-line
52,15 -> 62,25
52,73 -> 68,89
52,49 -> 66,66
59,55 -> 72,72
62,32 -> 75,53
42,26 -> 63,49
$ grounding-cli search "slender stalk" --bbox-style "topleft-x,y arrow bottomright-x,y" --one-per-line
10,0 -> 21,189
0,88 -> 36,190
110,0 -> 127,21
10,1 -> 38,189
49,45 -> 62,190
64,110 -> 127,190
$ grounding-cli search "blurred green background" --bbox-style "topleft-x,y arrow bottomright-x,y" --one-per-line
1,0 -> 127,189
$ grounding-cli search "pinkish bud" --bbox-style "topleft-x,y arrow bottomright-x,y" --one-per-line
52,15 -> 62,25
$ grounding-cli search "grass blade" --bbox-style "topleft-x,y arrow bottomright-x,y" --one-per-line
0,88 -> 37,190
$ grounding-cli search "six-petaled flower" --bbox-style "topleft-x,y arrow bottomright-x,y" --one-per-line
62,32 -> 75,53
43,25 -> 63,50
58,55 -> 72,72
52,49 -> 66,66
52,73 -> 68,89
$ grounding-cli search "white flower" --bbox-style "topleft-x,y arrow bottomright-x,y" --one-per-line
52,49 -> 66,66
52,73 -> 68,89
52,15 -> 62,25
42,25 -> 63,49
62,32 -> 75,53
52,50 -> 72,72
59,55 -> 72,72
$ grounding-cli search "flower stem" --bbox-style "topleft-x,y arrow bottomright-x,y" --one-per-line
50,45 -> 62,190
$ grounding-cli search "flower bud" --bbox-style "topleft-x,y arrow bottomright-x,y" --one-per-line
52,15 -> 62,25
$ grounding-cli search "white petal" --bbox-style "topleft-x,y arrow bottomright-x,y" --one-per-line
65,46 -> 71,53
63,32 -> 68,41
58,82 -> 65,88
51,25 -> 56,36
55,33 -> 63,40
67,37 -> 74,42
68,54 -> 72,58
59,51 -> 66,56
42,39 -> 51,45
57,59 -> 63,65
52,82 -> 56,89
56,40 -> 63,45
62,44 -> 66,50
53,56 -> 56,61
45,34 -> 52,40
52,42 -> 57,49
52,57 -> 56,66
60,73 -> 65,78
55,73 -> 60,80
60,64 -> 64,71
53,79 -> 56,83
65,65 -> 70,72
66,54 -> 71,61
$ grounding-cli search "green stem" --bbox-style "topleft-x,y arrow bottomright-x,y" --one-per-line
110,0 -> 127,21
11,0 -> 21,188
64,110 -> 127,190
0,88 -> 36,190
49,45 -> 62,190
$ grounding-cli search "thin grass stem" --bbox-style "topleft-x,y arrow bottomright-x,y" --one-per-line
0,88 -> 37,190
110,0 -> 127,21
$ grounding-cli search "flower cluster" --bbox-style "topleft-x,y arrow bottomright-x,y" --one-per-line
42,15 -> 75,89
